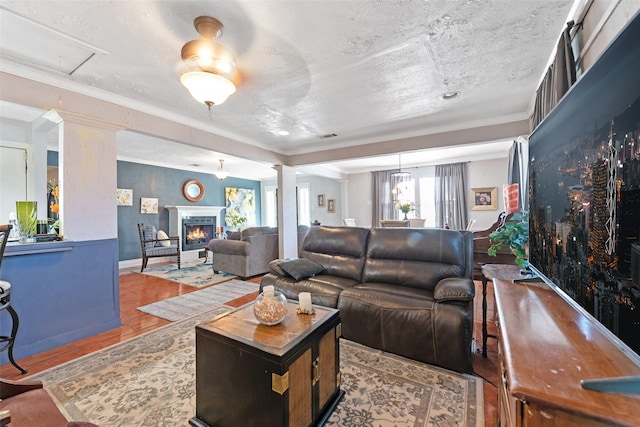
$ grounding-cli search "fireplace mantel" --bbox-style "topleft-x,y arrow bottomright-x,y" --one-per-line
166,206 -> 225,251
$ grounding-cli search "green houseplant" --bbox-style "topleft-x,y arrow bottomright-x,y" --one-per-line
487,211 -> 529,267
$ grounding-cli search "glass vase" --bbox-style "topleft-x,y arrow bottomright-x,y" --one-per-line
16,201 -> 37,243
253,290 -> 287,325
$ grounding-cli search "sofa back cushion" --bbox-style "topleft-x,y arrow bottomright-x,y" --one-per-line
240,226 -> 277,241
362,228 -> 473,291
300,226 -> 370,281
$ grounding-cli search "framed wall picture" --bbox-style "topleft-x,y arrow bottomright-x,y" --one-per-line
225,187 -> 257,227
318,194 -> 325,207
140,197 -> 158,214
117,188 -> 133,206
327,199 -> 336,213
471,187 -> 497,211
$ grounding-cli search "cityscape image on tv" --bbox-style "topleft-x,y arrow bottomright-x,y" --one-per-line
529,95 -> 640,354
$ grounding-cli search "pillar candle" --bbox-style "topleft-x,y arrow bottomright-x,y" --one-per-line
263,285 -> 275,297
299,292 -> 312,312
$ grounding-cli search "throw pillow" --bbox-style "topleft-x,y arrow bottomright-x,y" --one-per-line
156,230 -> 171,247
280,258 -> 325,280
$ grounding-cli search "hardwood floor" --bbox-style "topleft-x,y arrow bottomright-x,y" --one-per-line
0,268 -> 499,426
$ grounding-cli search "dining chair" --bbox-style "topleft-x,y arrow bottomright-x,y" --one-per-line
409,218 -> 426,228
380,220 -> 409,228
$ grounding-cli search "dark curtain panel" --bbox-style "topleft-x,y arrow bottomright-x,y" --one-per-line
371,170 -> 398,227
506,136 -> 529,211
531,22 -> 577,130
435,163 -> 468,230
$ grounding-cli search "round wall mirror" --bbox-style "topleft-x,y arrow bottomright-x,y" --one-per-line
182,179 -> 205,202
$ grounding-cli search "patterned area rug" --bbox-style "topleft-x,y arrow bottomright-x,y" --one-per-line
140,259 -> 235,288
30,307 -> 483,427
137,280 -> 259,321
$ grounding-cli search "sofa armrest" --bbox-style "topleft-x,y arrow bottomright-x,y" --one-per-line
433,277 -> 475,302
0,378 -> 43,399
208,239 -> 250,256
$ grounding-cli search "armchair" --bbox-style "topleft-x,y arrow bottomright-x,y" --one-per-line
0,378 -> 98,426
137,223 -> 181,272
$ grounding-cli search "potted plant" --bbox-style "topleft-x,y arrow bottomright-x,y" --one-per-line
487,211 -> 529,267
395,201 -> 415,220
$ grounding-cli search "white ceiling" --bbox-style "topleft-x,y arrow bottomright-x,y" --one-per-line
0,1 -> 577,180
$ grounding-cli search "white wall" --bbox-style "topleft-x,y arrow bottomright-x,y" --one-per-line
344,172 -> 372,227
465,157 -> 510,231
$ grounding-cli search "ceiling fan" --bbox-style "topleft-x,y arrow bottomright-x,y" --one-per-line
179,16 -> 241,110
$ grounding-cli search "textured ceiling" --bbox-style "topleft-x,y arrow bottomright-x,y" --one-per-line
0,0 -> 575,178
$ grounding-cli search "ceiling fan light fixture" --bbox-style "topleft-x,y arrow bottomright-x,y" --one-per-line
180,16 -> 239,109
214,158 -> 230,180
180,71 -> 236,106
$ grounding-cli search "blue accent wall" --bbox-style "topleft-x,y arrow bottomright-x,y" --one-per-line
1,239 -> 120,364
117,161 -> 262,260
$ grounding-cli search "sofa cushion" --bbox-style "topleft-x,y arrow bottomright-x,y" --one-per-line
362,228 -> 469,291
279,258 -> 325,280
240,226 -> 277,241
261,273 -> 359,308
300,226 -> 370,281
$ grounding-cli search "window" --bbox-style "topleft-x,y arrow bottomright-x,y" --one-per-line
264,186 -> 277,227
297,183 -> 310,226
419,176 -> 436,227
263,184 -> 310,227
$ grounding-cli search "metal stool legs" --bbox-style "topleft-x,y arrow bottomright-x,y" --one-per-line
0,285 -> 28,374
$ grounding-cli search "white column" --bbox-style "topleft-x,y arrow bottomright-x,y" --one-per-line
57,112 -> 122,241
275,165 -> 298,258
340,179 -> 349,221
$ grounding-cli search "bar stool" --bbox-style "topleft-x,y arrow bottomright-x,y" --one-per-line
0,224 -> 27,374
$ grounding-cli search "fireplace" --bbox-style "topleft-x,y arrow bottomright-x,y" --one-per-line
166,206 -> 225,253
182,216 -> 215,251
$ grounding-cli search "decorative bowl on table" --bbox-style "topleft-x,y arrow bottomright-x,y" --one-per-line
253,290 -> 287,325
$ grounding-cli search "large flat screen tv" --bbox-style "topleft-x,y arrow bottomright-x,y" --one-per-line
529,10 -> 640,371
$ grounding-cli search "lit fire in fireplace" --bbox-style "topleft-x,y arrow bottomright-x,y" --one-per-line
186,227 -> 209,243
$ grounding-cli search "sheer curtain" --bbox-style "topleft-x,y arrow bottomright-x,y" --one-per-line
371,170 -> 398,227
435,163 -> 468,230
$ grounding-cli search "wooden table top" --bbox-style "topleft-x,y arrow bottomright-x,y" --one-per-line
494,278 -> 640,426
199,301 -> 338,357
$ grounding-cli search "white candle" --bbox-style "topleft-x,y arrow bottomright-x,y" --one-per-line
299,292 -> 312,312
263,285 -> 275,297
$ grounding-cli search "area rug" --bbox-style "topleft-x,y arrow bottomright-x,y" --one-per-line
137,280 -> 259,321
139,259 -> 235,288
29,307 -> 483,427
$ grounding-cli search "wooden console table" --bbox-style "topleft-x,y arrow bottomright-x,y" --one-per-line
480,264 -> 527,357
494,275 -> 640,426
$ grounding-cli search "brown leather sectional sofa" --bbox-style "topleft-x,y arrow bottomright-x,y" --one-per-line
260,225 -> 476,373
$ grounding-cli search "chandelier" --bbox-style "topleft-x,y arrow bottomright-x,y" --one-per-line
391,154 -> 411,201
180,16 -> 241,111
214,159 -> 229,180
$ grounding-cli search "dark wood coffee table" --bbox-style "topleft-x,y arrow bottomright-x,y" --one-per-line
190,301 -> 343,427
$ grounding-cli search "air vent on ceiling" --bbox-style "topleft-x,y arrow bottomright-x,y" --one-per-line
319,133 -> 338,139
